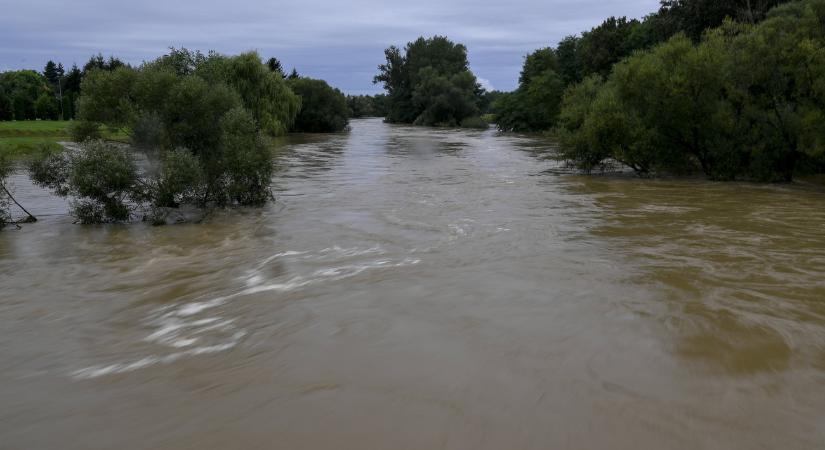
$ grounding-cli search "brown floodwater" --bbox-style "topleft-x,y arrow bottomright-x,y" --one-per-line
1,118 -> 824,449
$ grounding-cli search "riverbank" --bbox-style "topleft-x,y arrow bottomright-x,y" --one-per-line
0,120 -> 128,158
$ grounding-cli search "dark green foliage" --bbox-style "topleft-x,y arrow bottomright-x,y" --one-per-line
69,120 -> 103,142
218,108 -> 273,205
0,89 -> 11,121
557,0 -> 825,181
57,48 -> 302,220
579,17 -> 644,78
76,66 -> 138,128
459,116 -> 489,129
0,70 -> 52,120
374,36 -> 483,126
495,48 -> 566,132
266,57 -> 286,78
150,147 -> 204,208
479,90 -> 504,115
288,77 -> 349,132
82,54 -> 127,76
34,93 -> 59,120
495,0 -> 794,137
43,61 -> 60,86
347,94 -> 388,118
656,0 -> 793,41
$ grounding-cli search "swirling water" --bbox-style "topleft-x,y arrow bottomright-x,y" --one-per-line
1,118 -> 824,449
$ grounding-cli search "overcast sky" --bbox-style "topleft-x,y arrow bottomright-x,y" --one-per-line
1,0 -> 659,94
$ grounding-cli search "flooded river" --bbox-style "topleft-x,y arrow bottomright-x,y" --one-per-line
2,118 -> 824,449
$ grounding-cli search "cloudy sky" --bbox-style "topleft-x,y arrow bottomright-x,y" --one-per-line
1,0 -> 659,94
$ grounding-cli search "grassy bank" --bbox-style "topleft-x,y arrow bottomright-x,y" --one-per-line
0,121 -> 128,159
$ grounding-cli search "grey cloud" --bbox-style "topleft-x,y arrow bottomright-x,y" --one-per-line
1,0 -> 659,94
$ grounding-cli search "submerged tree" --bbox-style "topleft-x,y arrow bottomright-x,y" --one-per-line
37,49 -> 303,224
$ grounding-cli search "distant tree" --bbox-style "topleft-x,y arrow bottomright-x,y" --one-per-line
288,68 -> 299,79
288,77 -> 349,132
63,64 -> 82,92
0,89 -> 12,120
43,61 -> 60,86
347,95 -> 377,118
0,70 -> 52,120
266,57 -> 286,77
82,53 -> 126,75
494,48 -> 566,132
35,93 -> 59,120
656,0 -> 793,41
374,35 -> 484,126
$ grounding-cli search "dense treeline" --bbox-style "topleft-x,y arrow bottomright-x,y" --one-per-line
0,55 -> 123,121
493,0 -> 823,182
374,36 -> 487,128
494,0 -> 794,132
560,0 -> 825,181
347,94 -> 388,118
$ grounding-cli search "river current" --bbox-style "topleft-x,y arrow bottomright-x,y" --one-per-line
2,118 -> 824,449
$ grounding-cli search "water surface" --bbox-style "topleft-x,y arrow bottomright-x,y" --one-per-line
2,118 -> 824,449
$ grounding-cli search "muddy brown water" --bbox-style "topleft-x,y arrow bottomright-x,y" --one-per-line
2,118 -> 824,449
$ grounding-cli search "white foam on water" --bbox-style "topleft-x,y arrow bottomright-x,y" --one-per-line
71,336 -> 244,380
70,247 -> 420,380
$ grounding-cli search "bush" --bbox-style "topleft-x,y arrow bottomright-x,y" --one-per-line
69,120 -> 102,142
30,140 -> 137,223
150,147 -> 204,208
218,107 -> 273,205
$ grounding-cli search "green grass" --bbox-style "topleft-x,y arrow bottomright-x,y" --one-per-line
0,120 -> 71,137
0,121 -> 129,159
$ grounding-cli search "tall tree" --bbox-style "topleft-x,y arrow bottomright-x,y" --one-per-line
266,57 -> 286,78
43,61 -> 60,86
374,35 -> 483,125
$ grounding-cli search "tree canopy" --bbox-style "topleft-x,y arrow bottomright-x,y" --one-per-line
556,0 -> 825,181
288,77 -> 349,132
374,36 -> 485,126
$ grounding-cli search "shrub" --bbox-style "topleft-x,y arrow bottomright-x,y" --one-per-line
69,120 -> 102,142
218,108 -> 273,205
150,147 -> 204,208
30,140 -> 137,223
